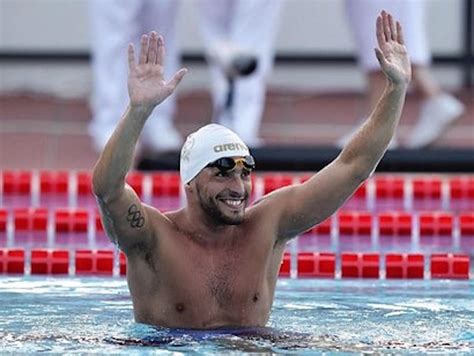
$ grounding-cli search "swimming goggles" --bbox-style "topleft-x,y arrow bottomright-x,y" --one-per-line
206,155 -> 256,172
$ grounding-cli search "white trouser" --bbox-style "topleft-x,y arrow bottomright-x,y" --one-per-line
89,0 -> 282,149
345,0 -> 430,71
196,0 -> 282,145
88,0 -> 180,150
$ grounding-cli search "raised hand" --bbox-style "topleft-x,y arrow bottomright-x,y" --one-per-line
375,11 -> 411,86
127,31 -> 187,109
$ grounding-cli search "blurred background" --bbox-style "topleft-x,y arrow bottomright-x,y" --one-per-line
0,0 -> 472,172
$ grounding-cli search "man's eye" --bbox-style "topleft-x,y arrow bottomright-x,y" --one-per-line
216,171 -> 229,177
241,169 -> 251,178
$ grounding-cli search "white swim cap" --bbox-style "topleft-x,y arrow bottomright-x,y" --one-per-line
180,124 -> 250,184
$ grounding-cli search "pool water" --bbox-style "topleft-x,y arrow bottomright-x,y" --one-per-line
1,277 -> 473,354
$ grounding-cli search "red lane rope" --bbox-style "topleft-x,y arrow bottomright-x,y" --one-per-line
0,248 -> 470,279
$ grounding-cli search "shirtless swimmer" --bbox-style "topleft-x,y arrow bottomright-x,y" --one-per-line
92,10 -> 411,329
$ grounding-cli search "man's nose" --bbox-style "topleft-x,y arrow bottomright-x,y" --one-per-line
228,173 -> 245,196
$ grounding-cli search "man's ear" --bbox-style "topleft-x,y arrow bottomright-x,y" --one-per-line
184,182 -> 193,193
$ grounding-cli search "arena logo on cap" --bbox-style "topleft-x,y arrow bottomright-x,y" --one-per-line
213,143 -> 247,153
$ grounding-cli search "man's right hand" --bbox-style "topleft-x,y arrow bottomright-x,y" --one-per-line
127,31 -> 187,111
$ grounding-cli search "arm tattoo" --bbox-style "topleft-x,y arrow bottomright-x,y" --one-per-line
127,204 -> 145,228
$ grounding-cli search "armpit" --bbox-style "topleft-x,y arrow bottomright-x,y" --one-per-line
126,239 -> 157,272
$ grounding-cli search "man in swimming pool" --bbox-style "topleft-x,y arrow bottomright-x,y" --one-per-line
93,11 -> 411,329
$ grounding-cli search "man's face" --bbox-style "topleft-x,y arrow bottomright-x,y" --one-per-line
194,161 -> 253,225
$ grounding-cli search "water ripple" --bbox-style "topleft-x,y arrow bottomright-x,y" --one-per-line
0,277 -> 472,353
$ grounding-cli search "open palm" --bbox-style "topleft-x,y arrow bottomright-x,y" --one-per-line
127,32 -> 187,108
375,11 -> 411,85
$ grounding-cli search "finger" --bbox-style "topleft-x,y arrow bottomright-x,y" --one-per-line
127,43 -> 136,71
147,31 -> 158,64
382,10 -> 391,42
376,15 -> 385,46
139,34 -> 149,64
396,21 -> 405,45
374,48 -> 388,68
156,35 -> 165,66
166,68 -> 188,94
388,13 -> 397,41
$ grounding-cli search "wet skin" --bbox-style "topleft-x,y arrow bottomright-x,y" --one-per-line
125,166 -> 287,329
94,13 -> 411,330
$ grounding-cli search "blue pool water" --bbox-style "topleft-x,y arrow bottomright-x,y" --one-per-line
1,277 -> 473,354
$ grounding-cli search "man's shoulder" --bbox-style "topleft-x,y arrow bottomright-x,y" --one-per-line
145,206 -> 181,230
246,195 -> 283,224
248,190 -> 288,214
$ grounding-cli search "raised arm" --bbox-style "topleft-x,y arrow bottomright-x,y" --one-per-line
92,32 -> 186,253
269,11 -> 411,240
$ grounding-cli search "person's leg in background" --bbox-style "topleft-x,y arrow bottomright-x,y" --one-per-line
140,0 -> 182,153
197,0 -> 283,147
88,0 -> 142,152
88,0 -> 182,154
231,0 -> 283,147
341,0 -> 464,149
196,0 -> 239,130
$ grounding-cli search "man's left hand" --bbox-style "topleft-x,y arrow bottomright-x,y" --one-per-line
375,10 -> 412,86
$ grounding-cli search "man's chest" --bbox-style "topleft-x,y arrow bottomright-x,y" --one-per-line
129,236 -> 284,327
153,221 -> 283,305
164,246 -> 267,303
